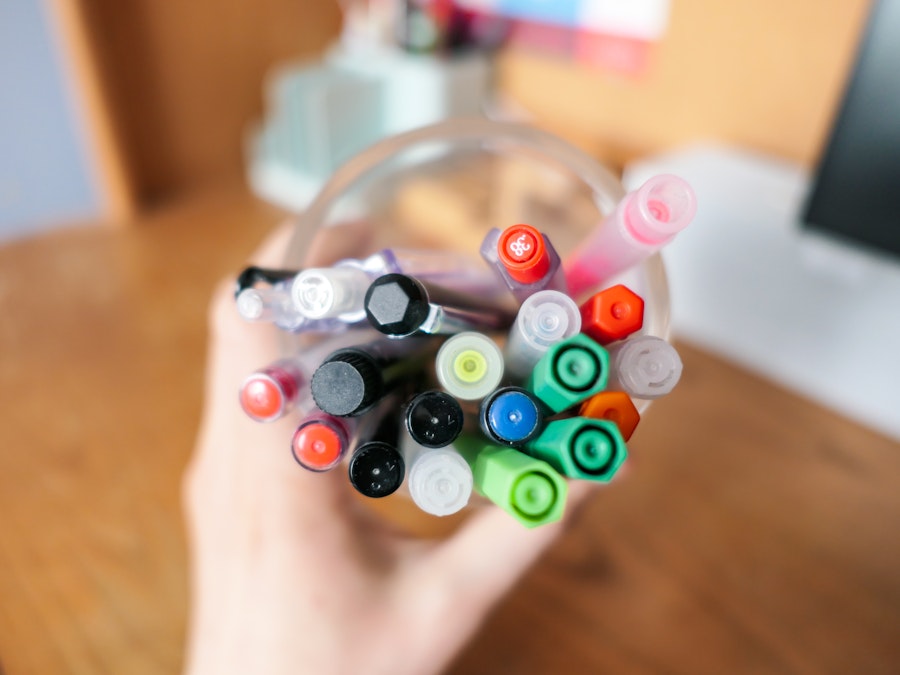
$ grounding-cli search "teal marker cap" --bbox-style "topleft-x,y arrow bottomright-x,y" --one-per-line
525,333 -> 609,413
455,436 -> 567,528
524,417 -> 627,482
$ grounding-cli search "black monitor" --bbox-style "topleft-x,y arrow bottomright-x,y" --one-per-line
802,0 -> 900,259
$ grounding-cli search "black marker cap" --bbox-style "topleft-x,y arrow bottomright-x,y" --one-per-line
311,349 -> 382,416
364,274 -> 431,337
405,390 -> 464,448
348,442 -> 405,498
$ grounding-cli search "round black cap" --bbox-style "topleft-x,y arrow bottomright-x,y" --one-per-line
405,390 -> 464,448
348,442 -> 405,498
364,274 -> 431,336
311,350 -> 382,416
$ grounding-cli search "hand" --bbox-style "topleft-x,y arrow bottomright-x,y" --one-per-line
182,224 -> 592,675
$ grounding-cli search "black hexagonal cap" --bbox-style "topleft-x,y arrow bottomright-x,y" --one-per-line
364,274 -> 431,336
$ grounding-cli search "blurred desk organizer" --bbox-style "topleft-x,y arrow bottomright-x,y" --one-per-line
246,45 -> 492,211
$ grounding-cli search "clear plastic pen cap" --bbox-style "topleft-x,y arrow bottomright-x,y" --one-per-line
505,290 -> 581,379
435,331 -> 504,401
291,267 -> 371,319
624,174 -> 697,245
608,335 -> 683,399
408,445 -> 473,517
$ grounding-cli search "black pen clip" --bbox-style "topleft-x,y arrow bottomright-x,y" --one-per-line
234,266 -> 299,298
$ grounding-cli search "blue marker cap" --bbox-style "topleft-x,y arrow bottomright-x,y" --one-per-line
479,386 -> 545,447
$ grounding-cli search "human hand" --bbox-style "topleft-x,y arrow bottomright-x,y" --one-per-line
182,224 -> 593,675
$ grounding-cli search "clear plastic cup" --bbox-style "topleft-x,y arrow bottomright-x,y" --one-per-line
282,118 -> 670,416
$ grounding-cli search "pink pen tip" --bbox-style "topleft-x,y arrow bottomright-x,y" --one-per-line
624,175 -> 697,245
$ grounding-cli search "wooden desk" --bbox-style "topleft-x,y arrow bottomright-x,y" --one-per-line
1,185 -> 898,674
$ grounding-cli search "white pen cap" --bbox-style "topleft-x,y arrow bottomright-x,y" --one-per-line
435,331 -> 504,401
408,445 -> 473,517
291,266 -> 371,319
608,335 -> 683,399
505,290 -> 581,379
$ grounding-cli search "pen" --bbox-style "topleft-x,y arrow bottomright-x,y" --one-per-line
607,335 -> 683,399
404,437 -> 473,517
579,284 -> 645,345
404,390 -> 464,448
239,332 -> 376,422
578,391 -> 641,441
480,223 -> 567,303
454,435 -> 567,528
348,412 -> 405,498
434,331 -> 504,401
235,265 -> 310,332
504,289 -> 581,380
364,273 -> 514,338
565,174 -> 697,297
310,338 -> 433,416
523,417 -> 627,482
479,386 -> 545,447
526,333 -> 610,414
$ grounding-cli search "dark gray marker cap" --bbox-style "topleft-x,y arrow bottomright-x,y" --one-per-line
311,350 -> 382,416
364,274 -> 431,337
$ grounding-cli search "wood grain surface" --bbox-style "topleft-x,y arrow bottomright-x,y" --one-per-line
1,185 -> 898,674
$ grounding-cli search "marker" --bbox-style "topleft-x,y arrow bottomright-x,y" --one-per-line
348,413 -> 405,498
291,412 -> 355,472
607,336 -> 683,399
579,284 -> 645,345
524,417 -> 627,482
526,333 -> 609,413
579,391 -> 641,441
455,435 -> 567,529
310,338 -> 432,416
364,273 -> 514,338
565,174 -> 697,297
505,290 -> 581,379
480,224 -> 567,303
434,331 -> 504,401
479,386 -> 545,447
405,390 -> 464,448
239,332 -> 377,422
404,438 -> 473,517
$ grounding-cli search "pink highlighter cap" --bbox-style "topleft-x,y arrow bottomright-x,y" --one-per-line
623,175 -> 697,245
239,364 -> 301,422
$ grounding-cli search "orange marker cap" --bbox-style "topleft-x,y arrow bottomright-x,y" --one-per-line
578,391 -> 640,441
580,284 -> 645,344
292,422 -> 343,471
498,224 -> 550,284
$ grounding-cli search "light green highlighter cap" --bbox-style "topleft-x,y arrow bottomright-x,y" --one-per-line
526,333 -> 609,413
455,436 -> 567,528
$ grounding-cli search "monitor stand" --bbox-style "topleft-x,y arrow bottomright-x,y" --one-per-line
624,145 -> 900,441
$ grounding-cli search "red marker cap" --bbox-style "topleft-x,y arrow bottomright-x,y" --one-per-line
497,224 -> 550,284
292,419 -> 345,471
239,364 -> 301,422
580,284 -> 645,344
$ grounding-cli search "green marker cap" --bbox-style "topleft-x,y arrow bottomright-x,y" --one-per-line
526,334 -> 609,413
524,417 -> 627,482
454,435 -> 567,528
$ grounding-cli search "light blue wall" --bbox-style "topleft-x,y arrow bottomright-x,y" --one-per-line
0,0 -> 99,241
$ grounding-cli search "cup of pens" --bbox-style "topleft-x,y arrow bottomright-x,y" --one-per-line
236,119 -> 696,528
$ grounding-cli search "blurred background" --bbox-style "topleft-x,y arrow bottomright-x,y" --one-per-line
1,0 -> 898,673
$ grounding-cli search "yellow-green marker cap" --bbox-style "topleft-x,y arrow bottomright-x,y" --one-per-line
436,332 -> 504,401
